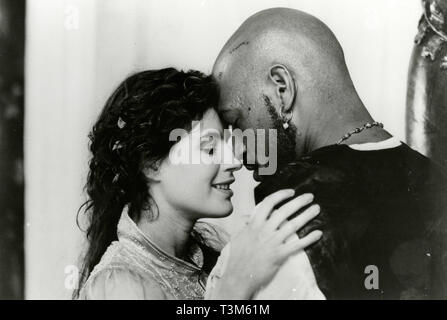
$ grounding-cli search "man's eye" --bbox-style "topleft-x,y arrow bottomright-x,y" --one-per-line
234,118 -> 242,129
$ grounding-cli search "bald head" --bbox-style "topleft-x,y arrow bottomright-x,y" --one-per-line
214,8 -> 348,87
213,8 -> 376,161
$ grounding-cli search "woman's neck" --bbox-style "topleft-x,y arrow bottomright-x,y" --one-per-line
137,201 -> 196,260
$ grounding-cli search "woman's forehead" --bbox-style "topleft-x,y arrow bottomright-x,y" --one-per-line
195,109 -> 224,134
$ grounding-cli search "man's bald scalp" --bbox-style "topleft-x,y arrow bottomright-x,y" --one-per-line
213,7 -> 350,88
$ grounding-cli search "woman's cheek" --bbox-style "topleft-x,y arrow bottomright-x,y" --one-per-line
174,164 -> 214,209
165,161 -> 230,218
188,163 -> 223,216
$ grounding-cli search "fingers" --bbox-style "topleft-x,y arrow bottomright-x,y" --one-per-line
280,230 -> 323,257
251,189 -> 295,226
274,204 -> 320,243
267,193 -> 315,230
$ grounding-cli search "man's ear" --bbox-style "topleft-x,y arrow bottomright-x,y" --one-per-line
268,64 -> 296,114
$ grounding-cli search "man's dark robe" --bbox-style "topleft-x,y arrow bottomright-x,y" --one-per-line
255,142 -> 447,299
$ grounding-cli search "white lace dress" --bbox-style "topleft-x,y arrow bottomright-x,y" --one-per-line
79,207 -> 226,300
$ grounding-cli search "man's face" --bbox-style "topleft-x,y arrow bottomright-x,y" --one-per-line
216,76 -> 297,181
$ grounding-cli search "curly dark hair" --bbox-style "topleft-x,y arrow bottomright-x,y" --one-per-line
74,68 -> 219,298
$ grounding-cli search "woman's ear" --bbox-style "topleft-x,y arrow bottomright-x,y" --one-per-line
268,64 -> 296,114
143,161 -> 162,182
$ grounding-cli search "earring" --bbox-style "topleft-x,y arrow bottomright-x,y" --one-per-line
280,104 -> 291,130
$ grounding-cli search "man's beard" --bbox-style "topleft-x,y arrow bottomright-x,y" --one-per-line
250,95 -> 298,181
264,95 -> 298,166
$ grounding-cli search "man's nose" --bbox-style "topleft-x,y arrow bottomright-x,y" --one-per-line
233,138 -> 246,161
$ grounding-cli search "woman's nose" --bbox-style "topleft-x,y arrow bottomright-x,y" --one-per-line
222,140 -> 243,172
225,155 -> 242,173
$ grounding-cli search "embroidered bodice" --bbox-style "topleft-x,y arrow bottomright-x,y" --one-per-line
79,207 -> 226,300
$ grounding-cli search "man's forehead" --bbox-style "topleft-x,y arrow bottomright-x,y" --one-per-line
217,81 -> 254,115
215,70 -> 224,80
215,79 -> 239,108
212,55 -> 228,80
216,99 -> 242,126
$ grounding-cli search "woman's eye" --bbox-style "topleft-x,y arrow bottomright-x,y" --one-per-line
201,147 -> 214,156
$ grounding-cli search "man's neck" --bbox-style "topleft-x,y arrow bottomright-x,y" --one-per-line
305,118 -> 392,154
295,83 -> 393,154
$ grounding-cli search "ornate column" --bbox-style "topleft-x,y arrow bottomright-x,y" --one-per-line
406,0 -> 447,169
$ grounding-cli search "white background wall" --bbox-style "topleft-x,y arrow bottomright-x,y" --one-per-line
25,0 -> 421,299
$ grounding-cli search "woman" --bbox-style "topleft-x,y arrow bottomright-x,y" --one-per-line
75,68 -> 322,299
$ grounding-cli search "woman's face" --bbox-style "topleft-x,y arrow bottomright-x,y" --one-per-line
153,108 -> 242,220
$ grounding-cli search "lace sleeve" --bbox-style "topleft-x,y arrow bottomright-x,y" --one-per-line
80,267 -> 166,300
192,221 -> 230,252
204,243 -> 231,300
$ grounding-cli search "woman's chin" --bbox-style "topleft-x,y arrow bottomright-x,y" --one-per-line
205,202 -> 233,218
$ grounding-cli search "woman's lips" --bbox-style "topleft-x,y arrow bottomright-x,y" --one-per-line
212,186 -> 234,197
212,180 -> 235,197
213,183 -> 231,190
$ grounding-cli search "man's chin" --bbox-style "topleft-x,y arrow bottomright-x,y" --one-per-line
245,165 -> 267,182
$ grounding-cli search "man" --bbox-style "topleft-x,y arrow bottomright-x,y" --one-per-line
208,8 -> 447,299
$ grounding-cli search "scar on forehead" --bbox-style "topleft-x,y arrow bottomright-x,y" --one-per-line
229,41 -> 249,54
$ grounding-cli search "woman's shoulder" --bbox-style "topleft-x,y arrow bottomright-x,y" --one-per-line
80,264 -> 166,300
79,242 -> 166,300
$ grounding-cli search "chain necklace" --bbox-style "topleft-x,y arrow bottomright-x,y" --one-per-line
336,121 -> 384,145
